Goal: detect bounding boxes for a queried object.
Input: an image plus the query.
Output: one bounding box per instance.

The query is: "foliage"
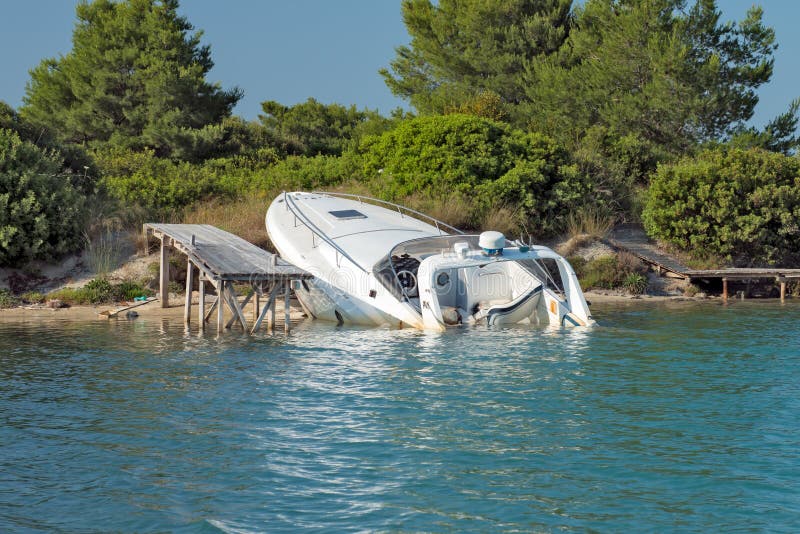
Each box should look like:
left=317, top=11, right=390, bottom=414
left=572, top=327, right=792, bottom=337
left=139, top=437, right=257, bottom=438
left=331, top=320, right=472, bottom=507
left=0, top=129, right=88, bottom=266
left=359, top=114, right=592, bottom=236
left=527, top=0, right=776, bottom=150
left=642, top=148, right=800, bottom=266
left=566, top=205, right=615, bottom=240
left=260, top=98, right=392, bottom=157
left=97, top=145, right=357, bottom=214
left=98, top=148, right=230, bottom=213
left=727, top=99, right=800, bottom=155
left=1, top=100, right=98, bottom=188
left=622, top=272, right=648, bottom=295
left=0, top=288, right=20, bottom=308
left=21, top=0, right=241, bottom=157
left=382, top=0, right=571, bottom=116
left=84, top=229, right=123, bottom=276
left=48, top=278, right=151, bottom=305
left=574, top=255, right=620, bottom=290
left=264, top=154, right=362, bottom=191
left=572, top=253, right=647, bottom=292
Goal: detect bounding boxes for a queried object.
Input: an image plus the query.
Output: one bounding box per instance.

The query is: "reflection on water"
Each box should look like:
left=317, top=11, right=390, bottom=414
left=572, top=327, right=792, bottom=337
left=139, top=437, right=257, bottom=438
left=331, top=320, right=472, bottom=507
left=1, top=301, right=799, bottom=531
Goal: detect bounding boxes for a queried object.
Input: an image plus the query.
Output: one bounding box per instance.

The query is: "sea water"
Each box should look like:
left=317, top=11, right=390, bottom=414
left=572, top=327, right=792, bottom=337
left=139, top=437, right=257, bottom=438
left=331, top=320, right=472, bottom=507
left=1, top=300, right=799, bottom=532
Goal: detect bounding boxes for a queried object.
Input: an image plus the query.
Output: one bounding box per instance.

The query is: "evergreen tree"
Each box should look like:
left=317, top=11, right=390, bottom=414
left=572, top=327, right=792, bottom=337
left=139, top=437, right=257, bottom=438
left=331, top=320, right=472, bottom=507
left=526, top=0, right=777, bottom=150
left=259, top=98, right=391, bottom=156
left=21, top=0, right=241, bottom=157
left=381, top=0, right=572, bottom=116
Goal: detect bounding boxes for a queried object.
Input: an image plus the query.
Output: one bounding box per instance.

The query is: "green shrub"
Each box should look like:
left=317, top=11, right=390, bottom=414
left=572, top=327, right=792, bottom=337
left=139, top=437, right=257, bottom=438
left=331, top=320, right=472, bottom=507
left=358, top=114, right=592, bottom=236
left=0, top=129, right=88, bottom=266
left=97, top=146, right=355, bottom=213
left=98, top=149, right=226, bottom=212
left=0, top=288, right=19, bottom=308
left=622, top=272, right=648, bottom=295
left=577, top=256, right=621, bottom=290
left=573, top=254, right=648, bottom=293
left=643, top=148, right=800, bottom=266
left=112, top=281, right=149, bottom=301
left=47, top=278, right=150, bottom=305
left=20, top=291, right=45, bottom=304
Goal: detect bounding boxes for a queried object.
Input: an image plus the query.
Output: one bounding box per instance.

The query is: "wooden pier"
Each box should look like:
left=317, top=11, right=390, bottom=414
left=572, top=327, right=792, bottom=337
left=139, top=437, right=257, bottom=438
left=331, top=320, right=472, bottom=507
left=144, top=223, right=312, bottom=334
left=608, top=224, right=800, bottom=301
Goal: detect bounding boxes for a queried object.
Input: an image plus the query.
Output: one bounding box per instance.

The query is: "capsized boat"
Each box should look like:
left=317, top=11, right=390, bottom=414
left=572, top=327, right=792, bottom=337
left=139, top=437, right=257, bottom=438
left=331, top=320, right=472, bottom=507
left=266, top=192, right=594, bottom=331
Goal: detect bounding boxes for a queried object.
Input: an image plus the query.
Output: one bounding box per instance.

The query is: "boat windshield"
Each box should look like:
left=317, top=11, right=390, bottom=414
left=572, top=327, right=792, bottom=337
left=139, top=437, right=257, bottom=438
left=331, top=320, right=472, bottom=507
left=372, top=235, right=482, bottom=302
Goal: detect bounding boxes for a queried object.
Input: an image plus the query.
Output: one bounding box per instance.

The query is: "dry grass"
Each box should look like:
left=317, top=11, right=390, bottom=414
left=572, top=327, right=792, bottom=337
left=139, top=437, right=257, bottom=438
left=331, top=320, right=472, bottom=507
left=566, top=206, right=615, bottom=240
left=480, top=204, right=521, bottom=237
left=182, top=197, right=273, bottom=251
left=556, top=234, right=593, bottom=257
left=403, top=192, right=476, bottom=230
left=616, top=250, right=646, bottom=273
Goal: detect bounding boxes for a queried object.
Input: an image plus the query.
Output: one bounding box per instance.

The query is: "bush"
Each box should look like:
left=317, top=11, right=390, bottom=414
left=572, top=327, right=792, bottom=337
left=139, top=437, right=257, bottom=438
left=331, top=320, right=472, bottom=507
left=576, top=256, right=620, bottom=290
left=0, top=288, right=19, bottom=308
left=643, top=148, right=800, bottom=266
left=622, top=272, right=648, bottom=295
left=0, top=129, right=87, bottom=266
left=573, top=253, right=648, bottom=292
left=47, top=278, right=151, bottom=305
left=358, top=114, right=592, bottom=236
left=97, top=146, right=356, bottom=214
left=98, top=149, right=229, bottom=213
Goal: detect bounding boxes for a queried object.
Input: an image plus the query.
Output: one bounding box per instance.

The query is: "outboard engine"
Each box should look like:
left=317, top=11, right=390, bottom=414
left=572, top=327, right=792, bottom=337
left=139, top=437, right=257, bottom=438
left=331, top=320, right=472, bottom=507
left=479, top=231, right=505, bottom=256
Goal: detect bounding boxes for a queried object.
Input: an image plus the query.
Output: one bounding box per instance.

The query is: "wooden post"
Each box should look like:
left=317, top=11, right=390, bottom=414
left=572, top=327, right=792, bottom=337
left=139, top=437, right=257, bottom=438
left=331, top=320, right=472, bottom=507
left=268, top=283, right=276, bottom=333
left=217, top=280, right=225, bottom=333
left=160, top=237, right=169, bottom=308
left=284, top=279, right=291, bottom=333
left=252, top=283, right=279, bottom=334
left=779, top=277, right=786, bottom=303
left=184, top=260, right=194, bottom=324
left=253, top=287, right=260, bottom=323
left=198, top=275, right=206, bottom=331
left=722, top=278, right=728, bottom=302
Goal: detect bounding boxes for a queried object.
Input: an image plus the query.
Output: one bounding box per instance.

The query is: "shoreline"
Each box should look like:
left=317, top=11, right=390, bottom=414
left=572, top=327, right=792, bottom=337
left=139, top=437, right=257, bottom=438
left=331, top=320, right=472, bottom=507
left=3, top=290, right=785, bottom=326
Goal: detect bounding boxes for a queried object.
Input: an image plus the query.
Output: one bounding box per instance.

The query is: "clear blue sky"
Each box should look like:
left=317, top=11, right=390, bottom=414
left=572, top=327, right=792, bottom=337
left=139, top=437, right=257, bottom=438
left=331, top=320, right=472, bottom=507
left=0, top=1, right=797, bottom=127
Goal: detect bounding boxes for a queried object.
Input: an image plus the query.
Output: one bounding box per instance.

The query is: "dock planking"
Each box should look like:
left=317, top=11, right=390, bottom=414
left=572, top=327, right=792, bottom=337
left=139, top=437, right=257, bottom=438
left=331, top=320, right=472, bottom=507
left=608, top=224, right=800, bottom=301
left=144, top=223, right=312, bottom=333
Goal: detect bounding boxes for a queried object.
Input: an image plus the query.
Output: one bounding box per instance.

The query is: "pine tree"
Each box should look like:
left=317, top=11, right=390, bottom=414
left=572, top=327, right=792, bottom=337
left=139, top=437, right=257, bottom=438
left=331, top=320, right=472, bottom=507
left=21, top=0, right=241, bottom=157
left=381, top=0, right=572, bottom=116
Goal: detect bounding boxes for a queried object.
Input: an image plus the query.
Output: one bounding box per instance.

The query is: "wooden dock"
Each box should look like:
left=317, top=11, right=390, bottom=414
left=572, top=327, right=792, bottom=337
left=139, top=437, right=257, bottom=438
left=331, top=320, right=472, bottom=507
left=144, top=223, right=312, bottom=334
left=608, top=224, right=800, bottom=301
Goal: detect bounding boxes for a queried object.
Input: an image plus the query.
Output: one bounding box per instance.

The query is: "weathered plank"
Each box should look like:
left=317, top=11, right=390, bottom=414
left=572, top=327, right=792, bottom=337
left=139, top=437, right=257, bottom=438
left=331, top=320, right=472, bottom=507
left=144, top=223, right=311, bottom=281
left=607, top=224, right=690, bottom=276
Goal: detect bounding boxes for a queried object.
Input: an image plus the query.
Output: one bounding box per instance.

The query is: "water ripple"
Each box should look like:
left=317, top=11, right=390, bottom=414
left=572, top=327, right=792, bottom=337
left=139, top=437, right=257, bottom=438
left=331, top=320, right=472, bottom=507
left=1, top=301, right=799, bottom=531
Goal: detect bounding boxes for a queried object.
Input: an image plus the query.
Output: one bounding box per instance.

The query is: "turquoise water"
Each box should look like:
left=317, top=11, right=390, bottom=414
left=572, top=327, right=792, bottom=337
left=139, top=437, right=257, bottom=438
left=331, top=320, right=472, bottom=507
left=1, top=300, right=799, bottom=532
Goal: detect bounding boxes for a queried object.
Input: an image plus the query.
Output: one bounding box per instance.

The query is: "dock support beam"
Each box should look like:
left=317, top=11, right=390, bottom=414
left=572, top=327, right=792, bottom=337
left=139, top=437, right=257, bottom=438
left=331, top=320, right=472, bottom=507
left=184, top=261, right=194, bottom=324
left=160, top=238, right=170, bottom=308
left=722, top=278, right=728, bottom=302
left=253, top=288, right=260, bottom=323
left=217, top=280, right=225, bottom=333
left=198, top=275, right=206, bottom=331
left=779, top=277, right=786, bottom=303
left=284, top=279, right=291, bottom=333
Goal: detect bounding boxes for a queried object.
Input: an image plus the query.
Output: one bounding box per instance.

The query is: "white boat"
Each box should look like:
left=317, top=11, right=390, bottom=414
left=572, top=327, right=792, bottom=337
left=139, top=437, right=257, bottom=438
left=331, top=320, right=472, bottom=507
left=266, top=191, right=595, bottom=331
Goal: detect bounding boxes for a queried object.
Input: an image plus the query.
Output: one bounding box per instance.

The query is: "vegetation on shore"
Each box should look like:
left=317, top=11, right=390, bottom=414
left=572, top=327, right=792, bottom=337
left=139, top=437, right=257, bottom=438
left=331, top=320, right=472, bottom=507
left=2, top=0, right=800, bottom=301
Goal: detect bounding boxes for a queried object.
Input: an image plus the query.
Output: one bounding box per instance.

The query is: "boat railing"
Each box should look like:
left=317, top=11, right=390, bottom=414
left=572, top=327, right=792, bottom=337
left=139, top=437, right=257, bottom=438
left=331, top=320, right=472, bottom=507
left=282, top=191, right=369, bottom=273
left=313, top=191, right=466, bottom=236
